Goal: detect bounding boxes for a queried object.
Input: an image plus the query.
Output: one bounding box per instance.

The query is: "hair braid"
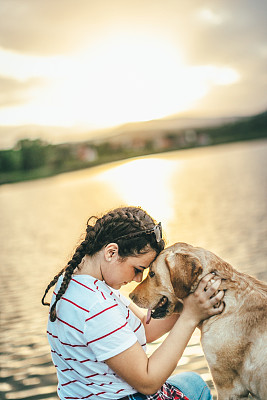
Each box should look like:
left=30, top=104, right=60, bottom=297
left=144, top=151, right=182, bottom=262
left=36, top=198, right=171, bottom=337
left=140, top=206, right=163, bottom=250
left=113, top=208, right=152, bottom=238
left=41, top=267, right=65, bottom=306
left=49, top=262, right=76, bottom=321
left=43, top=236, right=90, bottom=321
left=96, top=208, right=145, bottom=242
left=125, top=208, right=149, bottom=229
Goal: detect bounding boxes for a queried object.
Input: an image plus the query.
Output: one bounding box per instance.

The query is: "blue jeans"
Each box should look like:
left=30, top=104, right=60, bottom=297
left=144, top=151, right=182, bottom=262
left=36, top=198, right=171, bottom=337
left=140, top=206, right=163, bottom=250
left=167, top=372, right=212, bottom=400
left=130, top=372, right=212, bottom=400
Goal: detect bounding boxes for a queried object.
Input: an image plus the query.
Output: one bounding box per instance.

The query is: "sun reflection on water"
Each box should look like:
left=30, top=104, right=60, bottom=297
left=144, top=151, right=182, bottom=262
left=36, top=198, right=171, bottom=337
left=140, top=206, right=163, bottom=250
left=94, top=157, right=181, bottom=228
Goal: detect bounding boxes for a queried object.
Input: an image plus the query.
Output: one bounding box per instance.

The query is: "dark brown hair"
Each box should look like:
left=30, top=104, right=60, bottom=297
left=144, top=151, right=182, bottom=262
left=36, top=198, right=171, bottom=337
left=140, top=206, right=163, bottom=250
left=42, top=206, right=164, bottom=321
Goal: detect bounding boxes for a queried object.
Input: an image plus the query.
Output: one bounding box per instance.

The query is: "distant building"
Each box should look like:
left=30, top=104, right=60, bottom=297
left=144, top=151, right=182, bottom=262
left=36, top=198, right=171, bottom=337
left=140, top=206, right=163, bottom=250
left=197, top=133, right=211, bottom=146
left=77, top=145, right=98, bottom=162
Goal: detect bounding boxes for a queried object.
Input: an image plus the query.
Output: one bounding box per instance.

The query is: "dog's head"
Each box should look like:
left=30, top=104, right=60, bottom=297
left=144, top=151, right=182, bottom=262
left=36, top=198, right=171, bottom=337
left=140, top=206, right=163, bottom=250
left=129, top=243, right=204, bottom=320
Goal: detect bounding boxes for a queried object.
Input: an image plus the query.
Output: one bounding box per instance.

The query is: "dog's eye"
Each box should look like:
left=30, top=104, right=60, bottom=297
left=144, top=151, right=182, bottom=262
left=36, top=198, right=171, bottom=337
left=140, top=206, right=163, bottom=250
left=149, top=271, right=155, bottom=278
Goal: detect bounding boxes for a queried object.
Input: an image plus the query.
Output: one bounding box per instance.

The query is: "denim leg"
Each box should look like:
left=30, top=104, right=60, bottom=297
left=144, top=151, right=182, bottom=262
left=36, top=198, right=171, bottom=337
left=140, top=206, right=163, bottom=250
left=167, top=372, right=212, bottom=400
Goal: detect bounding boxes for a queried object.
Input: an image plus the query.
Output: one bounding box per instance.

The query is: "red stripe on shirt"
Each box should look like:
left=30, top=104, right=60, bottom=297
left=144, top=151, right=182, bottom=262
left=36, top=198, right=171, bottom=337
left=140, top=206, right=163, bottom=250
left=116, top=389, right=125, bottom=394
left=85, top=303, right=118, bottom=321
left=52, top=348, right=93, bottom=364
left=71, top=278, right=95, bottom=292
left=51, top=349, right=62, bottom=357
left=52, top=349, right=78, bottom=362
left=84, top=382, right=113, bottom=387
left=56, top=316, right=84, bottom=333
left=84, top=372, right=99, bottom=379
left=65, top=392, right=106, bottom=399
left=52, top=291, right=89, bottom=312
left=80, top=358, right=92, bottom=363
left=47, top=330, right=87, bottom=347
left=93, top=280, right=106, bottom=300
left=62, top=379, right=78, bottom=386
left=86, top=321, right=128, bottom=345
left=134, top=322, right=142, bottom=332
left=61, top=297, right=90, bottom=312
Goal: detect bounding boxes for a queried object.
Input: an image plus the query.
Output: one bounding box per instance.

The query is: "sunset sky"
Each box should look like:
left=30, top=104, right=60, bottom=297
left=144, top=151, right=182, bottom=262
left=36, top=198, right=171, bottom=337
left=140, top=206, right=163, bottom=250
left=0, top=0, right=266, bottom=147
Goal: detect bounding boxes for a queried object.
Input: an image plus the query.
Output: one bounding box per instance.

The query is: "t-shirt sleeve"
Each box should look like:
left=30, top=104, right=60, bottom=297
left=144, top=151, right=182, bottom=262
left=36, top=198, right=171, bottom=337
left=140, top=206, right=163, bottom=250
left=111, top=288, right=131, bottom=307
left=84, top=299, right=137, bottom=361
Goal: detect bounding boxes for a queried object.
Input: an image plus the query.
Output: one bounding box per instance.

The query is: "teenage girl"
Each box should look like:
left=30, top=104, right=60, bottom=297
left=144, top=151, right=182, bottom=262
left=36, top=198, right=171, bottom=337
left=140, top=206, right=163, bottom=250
left=42, top=206, right=224, bottom=400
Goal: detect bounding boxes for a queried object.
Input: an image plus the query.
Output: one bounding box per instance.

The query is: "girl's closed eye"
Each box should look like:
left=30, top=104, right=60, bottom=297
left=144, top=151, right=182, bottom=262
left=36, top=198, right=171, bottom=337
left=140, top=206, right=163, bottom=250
left=134, top=267, right=143, bottom=275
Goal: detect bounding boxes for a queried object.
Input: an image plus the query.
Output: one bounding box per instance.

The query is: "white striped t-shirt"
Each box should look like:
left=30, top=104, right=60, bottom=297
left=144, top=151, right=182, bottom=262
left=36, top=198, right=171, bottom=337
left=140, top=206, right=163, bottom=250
left=47, top=274, right=146, bottom=399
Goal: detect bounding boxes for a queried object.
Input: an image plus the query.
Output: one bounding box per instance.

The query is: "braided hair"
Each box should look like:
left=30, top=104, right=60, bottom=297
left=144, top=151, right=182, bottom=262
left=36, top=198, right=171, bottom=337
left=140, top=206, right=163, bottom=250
left=42, top=206, right=165, bottom=322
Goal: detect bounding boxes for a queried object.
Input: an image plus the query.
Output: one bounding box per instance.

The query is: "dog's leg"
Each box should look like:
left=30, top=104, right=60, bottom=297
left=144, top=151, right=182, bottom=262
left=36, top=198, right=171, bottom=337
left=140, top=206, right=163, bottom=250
left=214, top=376, right=252, bottom=400
left=216, top=387, right=252, bottom=400
left=218, top=397, right=252, bottom=400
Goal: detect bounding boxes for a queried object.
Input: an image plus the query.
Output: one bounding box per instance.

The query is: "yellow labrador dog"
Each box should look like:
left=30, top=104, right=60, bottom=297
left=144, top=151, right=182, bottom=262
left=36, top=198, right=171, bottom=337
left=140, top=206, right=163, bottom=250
left=129, top=242, right=267, bottom=400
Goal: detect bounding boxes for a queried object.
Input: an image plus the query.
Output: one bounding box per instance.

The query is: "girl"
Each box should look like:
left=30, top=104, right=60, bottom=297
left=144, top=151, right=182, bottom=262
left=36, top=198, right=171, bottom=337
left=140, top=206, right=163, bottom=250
left=42, top=206, right=224, bottom=400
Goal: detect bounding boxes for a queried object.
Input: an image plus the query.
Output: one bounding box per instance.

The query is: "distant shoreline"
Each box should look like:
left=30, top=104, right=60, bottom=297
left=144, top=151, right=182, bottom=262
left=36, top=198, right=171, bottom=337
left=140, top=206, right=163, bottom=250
left=1, top=109, right=266, bottom=185
left=1, top=137, right=266, bottom=186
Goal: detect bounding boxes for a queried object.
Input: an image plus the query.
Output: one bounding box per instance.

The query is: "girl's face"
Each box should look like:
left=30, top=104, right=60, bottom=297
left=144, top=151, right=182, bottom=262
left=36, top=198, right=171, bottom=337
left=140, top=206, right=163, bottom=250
left=104, top=250, right=157, bottom=290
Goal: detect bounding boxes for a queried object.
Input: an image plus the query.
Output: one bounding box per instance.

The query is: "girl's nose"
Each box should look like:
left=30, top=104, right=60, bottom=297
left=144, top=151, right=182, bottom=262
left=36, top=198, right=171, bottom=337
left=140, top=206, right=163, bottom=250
left=133, top=273, right=143, bottom=283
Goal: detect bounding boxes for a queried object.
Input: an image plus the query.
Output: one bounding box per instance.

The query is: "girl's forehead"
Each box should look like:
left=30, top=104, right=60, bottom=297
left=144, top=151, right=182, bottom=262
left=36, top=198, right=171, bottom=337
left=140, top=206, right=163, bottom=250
left=136, top=250, right=157, bottom=265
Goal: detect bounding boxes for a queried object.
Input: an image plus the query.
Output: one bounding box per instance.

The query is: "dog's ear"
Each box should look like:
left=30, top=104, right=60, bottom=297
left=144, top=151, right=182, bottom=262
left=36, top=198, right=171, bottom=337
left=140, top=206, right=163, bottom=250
left=165, top=252, right=203, bottom=299
left=174, top=299, right=184, bottom=313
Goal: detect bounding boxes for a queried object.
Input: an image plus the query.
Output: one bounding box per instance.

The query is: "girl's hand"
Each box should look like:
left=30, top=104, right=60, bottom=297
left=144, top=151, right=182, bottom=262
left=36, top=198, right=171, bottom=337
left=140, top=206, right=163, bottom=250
left=182, top=273, right=225, bottom=325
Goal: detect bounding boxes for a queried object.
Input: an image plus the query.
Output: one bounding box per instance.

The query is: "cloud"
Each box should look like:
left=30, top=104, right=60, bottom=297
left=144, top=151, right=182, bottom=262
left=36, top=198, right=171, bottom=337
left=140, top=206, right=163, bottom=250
left=0, top=0, right=266, bottom=133
left=0, top=76, right=45, bottom=106
left=1, top=0, right=265, bottom=58
left=184, top=1, right=267, bottom=65
left=0, top=0, right=266, bottom=81
left=0, top=0, right=122, bottom=55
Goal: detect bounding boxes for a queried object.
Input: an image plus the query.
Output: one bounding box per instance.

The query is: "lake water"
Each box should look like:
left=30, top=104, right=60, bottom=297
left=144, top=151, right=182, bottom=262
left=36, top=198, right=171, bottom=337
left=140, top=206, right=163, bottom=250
left=1, top=139, right=266, bottom=400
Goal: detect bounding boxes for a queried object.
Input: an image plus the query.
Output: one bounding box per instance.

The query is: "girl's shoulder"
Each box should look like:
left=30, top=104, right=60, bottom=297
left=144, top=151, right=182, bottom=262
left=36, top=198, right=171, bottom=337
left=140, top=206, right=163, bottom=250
left=66, top=275, right=129, bottom=309
left=55, top=275, right=131, bottom=323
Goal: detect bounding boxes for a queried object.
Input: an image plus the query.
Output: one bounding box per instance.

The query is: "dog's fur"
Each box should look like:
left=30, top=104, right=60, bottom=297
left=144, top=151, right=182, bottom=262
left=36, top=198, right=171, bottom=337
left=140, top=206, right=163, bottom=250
left=130, top=242, right=267, bottom=400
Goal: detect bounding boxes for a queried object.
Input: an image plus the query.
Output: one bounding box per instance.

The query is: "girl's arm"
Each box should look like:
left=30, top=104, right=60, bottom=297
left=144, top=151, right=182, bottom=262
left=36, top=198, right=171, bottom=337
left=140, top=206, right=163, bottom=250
left=106, top=274, right=224, bottom=395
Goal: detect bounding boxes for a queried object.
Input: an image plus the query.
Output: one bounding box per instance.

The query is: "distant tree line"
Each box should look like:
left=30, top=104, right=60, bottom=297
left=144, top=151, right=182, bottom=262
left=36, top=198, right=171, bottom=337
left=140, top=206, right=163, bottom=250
left=0, top=110, right=266, bottom=184
left=0, top=139, right=74, bottom=172
left=197, top=110, right=267, bottom=144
